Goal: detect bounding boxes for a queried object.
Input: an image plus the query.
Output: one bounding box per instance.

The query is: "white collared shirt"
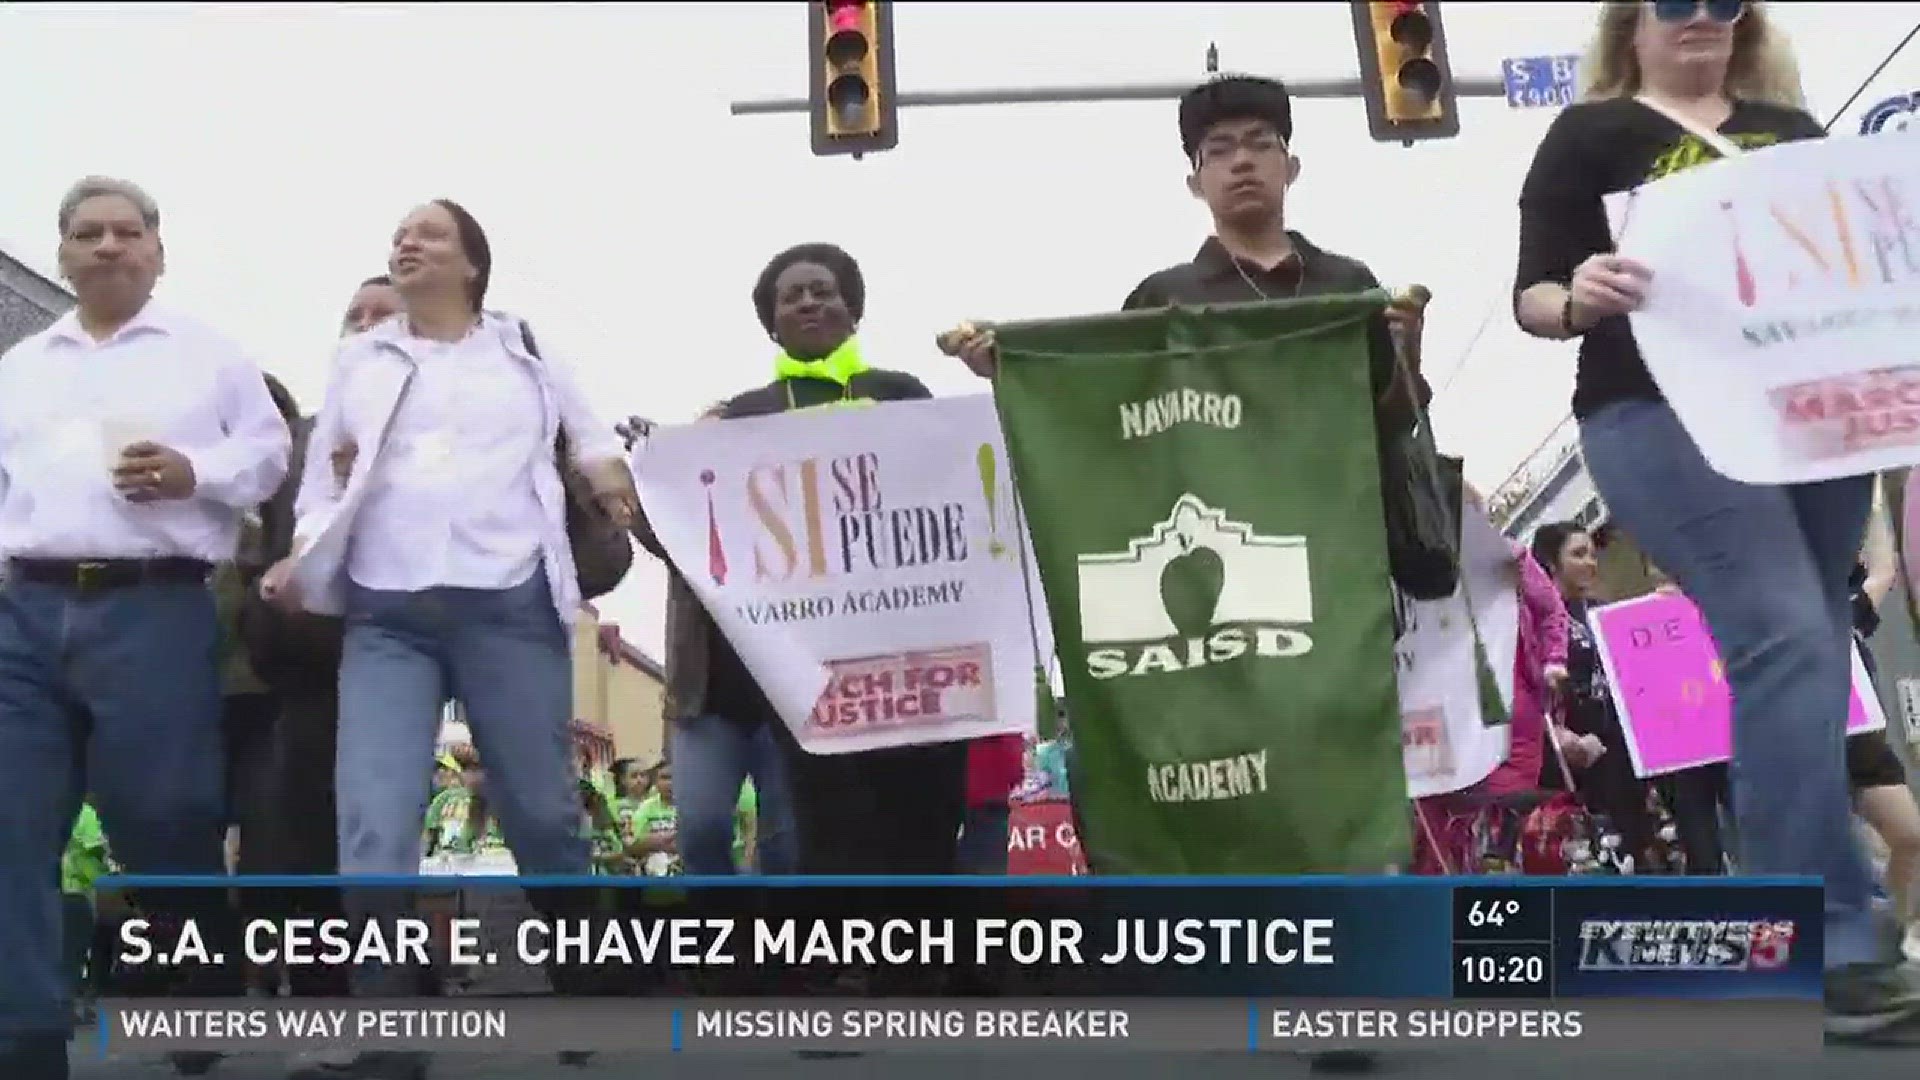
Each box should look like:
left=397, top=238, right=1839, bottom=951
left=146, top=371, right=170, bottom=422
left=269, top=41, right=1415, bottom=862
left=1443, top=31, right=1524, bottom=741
left=0, top=302, right=291, bottom=562
left=347, top=326, right=548, bottom=591
left=291, top=311, right=626, bottom=626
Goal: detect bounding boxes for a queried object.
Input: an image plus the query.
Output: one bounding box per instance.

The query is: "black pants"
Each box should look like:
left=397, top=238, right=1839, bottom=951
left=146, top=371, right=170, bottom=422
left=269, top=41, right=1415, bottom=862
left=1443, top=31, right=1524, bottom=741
left=269, top=685, right=341, bottom=878
left=1661, top=763, right=1732, bottom=874
left=62, top=894, right=95, bottom=998
left=1572, top=739, right=1663, bottom=868
left=770, top=719, right=969, bottom=875
left=221, top=694, right=281, bottom=993
left=264, top=685, right=352, bottom=996
left=223, top=694, right=280, bottom=873
left=770, top=721, right=967, bottom=996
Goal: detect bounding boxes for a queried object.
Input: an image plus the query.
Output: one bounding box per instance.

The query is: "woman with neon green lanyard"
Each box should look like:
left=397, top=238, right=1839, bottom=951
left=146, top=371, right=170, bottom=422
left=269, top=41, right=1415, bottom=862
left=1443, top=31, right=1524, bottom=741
left=625, top=243, right=968, bottom=879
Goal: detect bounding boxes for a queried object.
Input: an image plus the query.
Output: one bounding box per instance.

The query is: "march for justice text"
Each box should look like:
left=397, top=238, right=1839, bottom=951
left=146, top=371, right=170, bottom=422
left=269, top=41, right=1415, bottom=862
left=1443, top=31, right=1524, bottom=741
left=118, top=916, right=1339, bottom=969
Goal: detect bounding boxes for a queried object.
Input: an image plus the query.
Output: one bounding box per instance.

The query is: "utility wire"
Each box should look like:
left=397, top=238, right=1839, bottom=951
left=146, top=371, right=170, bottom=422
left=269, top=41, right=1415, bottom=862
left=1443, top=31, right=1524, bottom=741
left=1485, top=20, right=1920, bottom=507
left=1436, top=292, right=1502, bottom=397
left=1822, top=21, right=1919, bottom=132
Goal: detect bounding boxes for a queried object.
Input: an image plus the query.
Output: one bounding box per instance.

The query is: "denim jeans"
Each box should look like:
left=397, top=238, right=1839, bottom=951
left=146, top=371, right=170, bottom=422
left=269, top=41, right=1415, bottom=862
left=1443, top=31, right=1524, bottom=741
left=669, top=715, right=797, bottom=875
left=957, top=803, right=1012, bottom=874
left=1581, top=399, right=1883, bottom=967
left=0, top=577, right=227, bottom=1073
left=336, top=570, right=586, bottom=993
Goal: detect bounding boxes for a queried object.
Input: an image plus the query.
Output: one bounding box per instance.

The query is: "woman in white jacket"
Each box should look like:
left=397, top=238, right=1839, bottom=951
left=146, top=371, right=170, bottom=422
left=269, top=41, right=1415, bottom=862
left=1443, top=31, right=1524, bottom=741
left=262, top=199, right=633, bottom=1080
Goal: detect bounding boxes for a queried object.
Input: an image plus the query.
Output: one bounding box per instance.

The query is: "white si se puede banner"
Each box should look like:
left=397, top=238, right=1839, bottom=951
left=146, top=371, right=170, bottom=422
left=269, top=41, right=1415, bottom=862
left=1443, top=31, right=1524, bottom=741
left=1614, top=134, right=1920, bottom=485
left=633, top=395, right=1048, bottom=754
left=1397, top=494, right=1518, bottom=799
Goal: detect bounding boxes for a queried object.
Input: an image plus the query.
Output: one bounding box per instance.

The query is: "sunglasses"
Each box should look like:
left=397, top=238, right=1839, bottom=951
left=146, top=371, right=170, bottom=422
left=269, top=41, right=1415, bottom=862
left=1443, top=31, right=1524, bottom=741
left=1651, top=0, right=1745, bottom=24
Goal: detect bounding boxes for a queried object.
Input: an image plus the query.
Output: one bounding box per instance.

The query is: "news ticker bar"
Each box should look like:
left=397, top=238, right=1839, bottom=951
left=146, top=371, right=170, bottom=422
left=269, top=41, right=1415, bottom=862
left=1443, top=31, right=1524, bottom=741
left=96, top=998, right=1819, bottom=1055
left=96, top=879, right=1827, bottom=1000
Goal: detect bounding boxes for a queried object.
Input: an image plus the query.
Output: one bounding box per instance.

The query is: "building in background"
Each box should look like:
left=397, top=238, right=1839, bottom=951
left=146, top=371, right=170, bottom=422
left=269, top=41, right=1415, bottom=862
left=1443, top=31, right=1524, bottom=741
left=1, top=246, right=73, bottom=351
left=435, top=607, right=665, bottom=769
left=1487, top=416, right=1657, bottom=601
left=575, top=604, right=667, bottom=766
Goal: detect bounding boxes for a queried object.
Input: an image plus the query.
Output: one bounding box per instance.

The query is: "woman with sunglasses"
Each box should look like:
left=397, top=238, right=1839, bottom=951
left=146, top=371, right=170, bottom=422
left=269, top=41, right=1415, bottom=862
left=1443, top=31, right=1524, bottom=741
left=1512, top=0, right=1920, bottom=1043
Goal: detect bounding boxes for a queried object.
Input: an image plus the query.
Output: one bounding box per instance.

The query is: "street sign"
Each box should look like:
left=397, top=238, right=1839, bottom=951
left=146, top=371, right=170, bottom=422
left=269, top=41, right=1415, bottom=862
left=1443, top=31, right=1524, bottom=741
left=1861, top=91, right=1919, bottom=135
left=1501, top=54, right=1579, bottom=109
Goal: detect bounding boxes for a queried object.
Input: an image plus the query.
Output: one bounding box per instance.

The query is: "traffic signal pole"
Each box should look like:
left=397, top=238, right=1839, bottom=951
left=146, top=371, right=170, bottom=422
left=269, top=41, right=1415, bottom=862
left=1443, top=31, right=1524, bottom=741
left=731, top=74, right=1508, bottom=116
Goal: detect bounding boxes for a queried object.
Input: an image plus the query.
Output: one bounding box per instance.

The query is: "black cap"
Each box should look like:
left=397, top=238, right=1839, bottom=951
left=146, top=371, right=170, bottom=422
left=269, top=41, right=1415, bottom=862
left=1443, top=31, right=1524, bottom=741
left=1178, top=75, right=1294, bottom=162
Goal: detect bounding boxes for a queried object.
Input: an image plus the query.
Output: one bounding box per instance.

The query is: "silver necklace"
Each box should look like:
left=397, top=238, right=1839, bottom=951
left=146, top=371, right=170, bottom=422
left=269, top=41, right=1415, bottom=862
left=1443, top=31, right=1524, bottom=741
left=1230, top=250, right=1301, bottom=301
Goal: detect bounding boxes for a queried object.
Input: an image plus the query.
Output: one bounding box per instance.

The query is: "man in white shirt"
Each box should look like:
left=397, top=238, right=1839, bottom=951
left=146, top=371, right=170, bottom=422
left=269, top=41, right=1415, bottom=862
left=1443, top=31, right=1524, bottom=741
left=0, top=176, right=289, bottom=1080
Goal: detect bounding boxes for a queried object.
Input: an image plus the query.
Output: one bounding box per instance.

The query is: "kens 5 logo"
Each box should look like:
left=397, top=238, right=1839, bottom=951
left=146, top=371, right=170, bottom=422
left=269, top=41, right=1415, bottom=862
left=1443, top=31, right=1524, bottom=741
left=1576, top=919, right=1797, bottom=972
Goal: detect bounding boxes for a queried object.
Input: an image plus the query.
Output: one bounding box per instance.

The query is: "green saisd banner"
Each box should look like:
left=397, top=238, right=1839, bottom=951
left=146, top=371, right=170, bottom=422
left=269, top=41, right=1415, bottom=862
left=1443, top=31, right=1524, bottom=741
left=993, top=294, right=1409, bottom=874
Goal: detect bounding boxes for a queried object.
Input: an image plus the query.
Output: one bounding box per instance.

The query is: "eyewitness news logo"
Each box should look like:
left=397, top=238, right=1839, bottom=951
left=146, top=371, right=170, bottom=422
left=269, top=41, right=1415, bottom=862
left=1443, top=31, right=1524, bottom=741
left=1575, top=919, right=1796, bottom=972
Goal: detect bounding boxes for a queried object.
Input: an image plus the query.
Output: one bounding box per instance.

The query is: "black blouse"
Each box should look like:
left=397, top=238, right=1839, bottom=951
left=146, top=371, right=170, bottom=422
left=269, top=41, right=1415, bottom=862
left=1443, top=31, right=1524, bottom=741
left=1513, top=97, right=1825, bottom=418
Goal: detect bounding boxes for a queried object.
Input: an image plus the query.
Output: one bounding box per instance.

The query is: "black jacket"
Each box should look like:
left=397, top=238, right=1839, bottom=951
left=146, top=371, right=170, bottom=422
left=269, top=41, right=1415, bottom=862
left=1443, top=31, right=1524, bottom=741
left=239, top=414, right=346, bottom=690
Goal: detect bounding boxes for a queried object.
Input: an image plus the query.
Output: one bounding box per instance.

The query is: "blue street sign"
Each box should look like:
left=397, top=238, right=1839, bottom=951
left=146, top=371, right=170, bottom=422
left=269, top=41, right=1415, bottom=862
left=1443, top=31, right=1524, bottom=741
left=1501, top=55, right=1580, bottom=109
left=1861, top=91, right=1919, bottom=135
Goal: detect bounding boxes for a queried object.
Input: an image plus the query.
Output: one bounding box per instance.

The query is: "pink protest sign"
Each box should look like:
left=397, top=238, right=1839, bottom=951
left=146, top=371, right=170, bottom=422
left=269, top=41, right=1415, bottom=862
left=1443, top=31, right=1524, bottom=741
left=1587, top=591, right=1887, bottom=778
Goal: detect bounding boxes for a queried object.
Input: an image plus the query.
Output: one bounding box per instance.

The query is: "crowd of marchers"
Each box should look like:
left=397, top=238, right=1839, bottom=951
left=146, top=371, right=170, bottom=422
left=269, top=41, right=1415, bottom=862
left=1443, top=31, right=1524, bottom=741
left=4, top=6, right=1920, bottom=1080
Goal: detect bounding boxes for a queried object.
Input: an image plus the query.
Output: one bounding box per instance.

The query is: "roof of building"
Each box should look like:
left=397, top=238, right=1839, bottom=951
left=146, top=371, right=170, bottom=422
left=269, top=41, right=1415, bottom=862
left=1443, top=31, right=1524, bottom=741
left=581, top=603, right=665, bottom=680
left=0, top=246, right=74, bottom=354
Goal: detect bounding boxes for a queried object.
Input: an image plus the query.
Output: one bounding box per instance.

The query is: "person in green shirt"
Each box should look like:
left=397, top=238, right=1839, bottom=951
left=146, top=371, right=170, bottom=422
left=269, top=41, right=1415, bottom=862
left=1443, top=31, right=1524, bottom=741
left=581, top=780, right=630, bottom=876
left=733, top=779, right=758, bottom=872
left=630, top=764, right=682, bottom=877
left=610, top=758, right=652, bottom=849
left=63, top=802, right=114, bottom=1023
left=423, top=763, right=505, bottom=861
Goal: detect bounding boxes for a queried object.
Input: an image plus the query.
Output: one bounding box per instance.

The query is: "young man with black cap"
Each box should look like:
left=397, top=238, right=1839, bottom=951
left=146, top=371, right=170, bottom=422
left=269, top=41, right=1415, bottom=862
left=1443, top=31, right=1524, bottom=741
left=951, top=75, right=1430, bottom=427
left=949, top=76, right=1429, bottom=1073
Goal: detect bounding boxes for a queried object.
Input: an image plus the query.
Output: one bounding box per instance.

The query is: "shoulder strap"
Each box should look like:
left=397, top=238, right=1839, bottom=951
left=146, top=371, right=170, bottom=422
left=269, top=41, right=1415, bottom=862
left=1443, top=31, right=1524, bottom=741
left=1634, top=95, right=1745, bottom=158
left=512, top=318, right=575, bottom=459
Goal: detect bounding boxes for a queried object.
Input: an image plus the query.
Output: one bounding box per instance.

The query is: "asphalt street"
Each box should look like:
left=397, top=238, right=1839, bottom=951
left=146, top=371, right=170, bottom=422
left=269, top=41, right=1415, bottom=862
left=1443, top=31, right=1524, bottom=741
left=69, top=1046, right=1920, bottom=1080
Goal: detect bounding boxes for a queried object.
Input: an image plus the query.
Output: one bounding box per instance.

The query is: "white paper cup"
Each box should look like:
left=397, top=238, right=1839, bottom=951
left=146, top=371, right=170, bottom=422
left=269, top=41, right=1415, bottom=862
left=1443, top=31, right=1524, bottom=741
left=100, top=420, right=147, bottom=468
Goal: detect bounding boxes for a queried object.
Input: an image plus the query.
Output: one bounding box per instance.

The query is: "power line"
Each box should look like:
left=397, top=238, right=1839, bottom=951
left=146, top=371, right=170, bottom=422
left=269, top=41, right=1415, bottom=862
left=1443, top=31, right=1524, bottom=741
left=1435, top=292, right=1502, bottom=397
left=1821, top=20, right=1920, bottom=132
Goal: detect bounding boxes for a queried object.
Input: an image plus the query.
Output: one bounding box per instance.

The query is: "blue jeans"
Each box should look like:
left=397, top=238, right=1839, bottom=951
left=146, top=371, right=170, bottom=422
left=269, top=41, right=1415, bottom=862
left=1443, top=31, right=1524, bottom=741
left=1581, top=399, right=1883, bottom=967
left=957, top=803, right=1012, bottom=874
left=0, top=577, right=226, bottom=1061
left=337, top=569, right=586, bottom=879
left=669, top=716, right=796, bottom=875
left=337, top=571, right=586, bottom=1003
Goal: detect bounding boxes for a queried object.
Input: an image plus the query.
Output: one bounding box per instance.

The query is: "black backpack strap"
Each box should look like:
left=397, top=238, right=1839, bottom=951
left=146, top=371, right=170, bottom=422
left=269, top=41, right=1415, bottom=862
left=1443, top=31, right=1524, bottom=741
left=516, top=319, right=571, bottom=457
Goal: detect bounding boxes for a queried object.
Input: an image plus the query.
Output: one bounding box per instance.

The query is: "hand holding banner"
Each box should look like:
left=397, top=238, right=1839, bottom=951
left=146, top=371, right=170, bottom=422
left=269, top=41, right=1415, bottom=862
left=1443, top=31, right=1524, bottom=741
left=992, top=295, right=1410, bottom=874
left=1616, top=135, right=1920, bottom=484
left=632, top=395, right=1046, bottom=754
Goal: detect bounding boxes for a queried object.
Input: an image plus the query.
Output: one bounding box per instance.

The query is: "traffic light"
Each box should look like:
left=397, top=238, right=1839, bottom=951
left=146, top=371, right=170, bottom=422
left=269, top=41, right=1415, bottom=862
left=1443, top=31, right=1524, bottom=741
left=808, top=0, right=899, bottom=158
left=1351, top=1, right=1460, bottom=144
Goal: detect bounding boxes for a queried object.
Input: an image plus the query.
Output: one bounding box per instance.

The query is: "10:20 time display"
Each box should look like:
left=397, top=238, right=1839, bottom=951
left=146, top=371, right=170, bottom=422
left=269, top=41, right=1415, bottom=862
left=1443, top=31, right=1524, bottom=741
left=1458, top=952, right=1546, bottom=986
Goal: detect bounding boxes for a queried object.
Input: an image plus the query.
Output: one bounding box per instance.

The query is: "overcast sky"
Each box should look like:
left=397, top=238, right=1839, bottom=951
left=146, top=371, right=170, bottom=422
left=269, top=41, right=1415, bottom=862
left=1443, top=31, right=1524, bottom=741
left=2, top=1, right=1916, bottom=659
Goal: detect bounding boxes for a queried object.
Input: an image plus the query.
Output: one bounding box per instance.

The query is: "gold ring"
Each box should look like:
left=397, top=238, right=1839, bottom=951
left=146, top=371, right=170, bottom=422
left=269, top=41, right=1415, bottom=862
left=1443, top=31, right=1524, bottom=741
left=149, top=469, right=161, bottom=484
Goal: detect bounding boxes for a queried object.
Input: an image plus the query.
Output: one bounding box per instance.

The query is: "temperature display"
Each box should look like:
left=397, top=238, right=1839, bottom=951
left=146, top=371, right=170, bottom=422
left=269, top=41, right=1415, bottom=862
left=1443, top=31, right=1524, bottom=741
left=1452, top=887, right=1552, bottom=943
